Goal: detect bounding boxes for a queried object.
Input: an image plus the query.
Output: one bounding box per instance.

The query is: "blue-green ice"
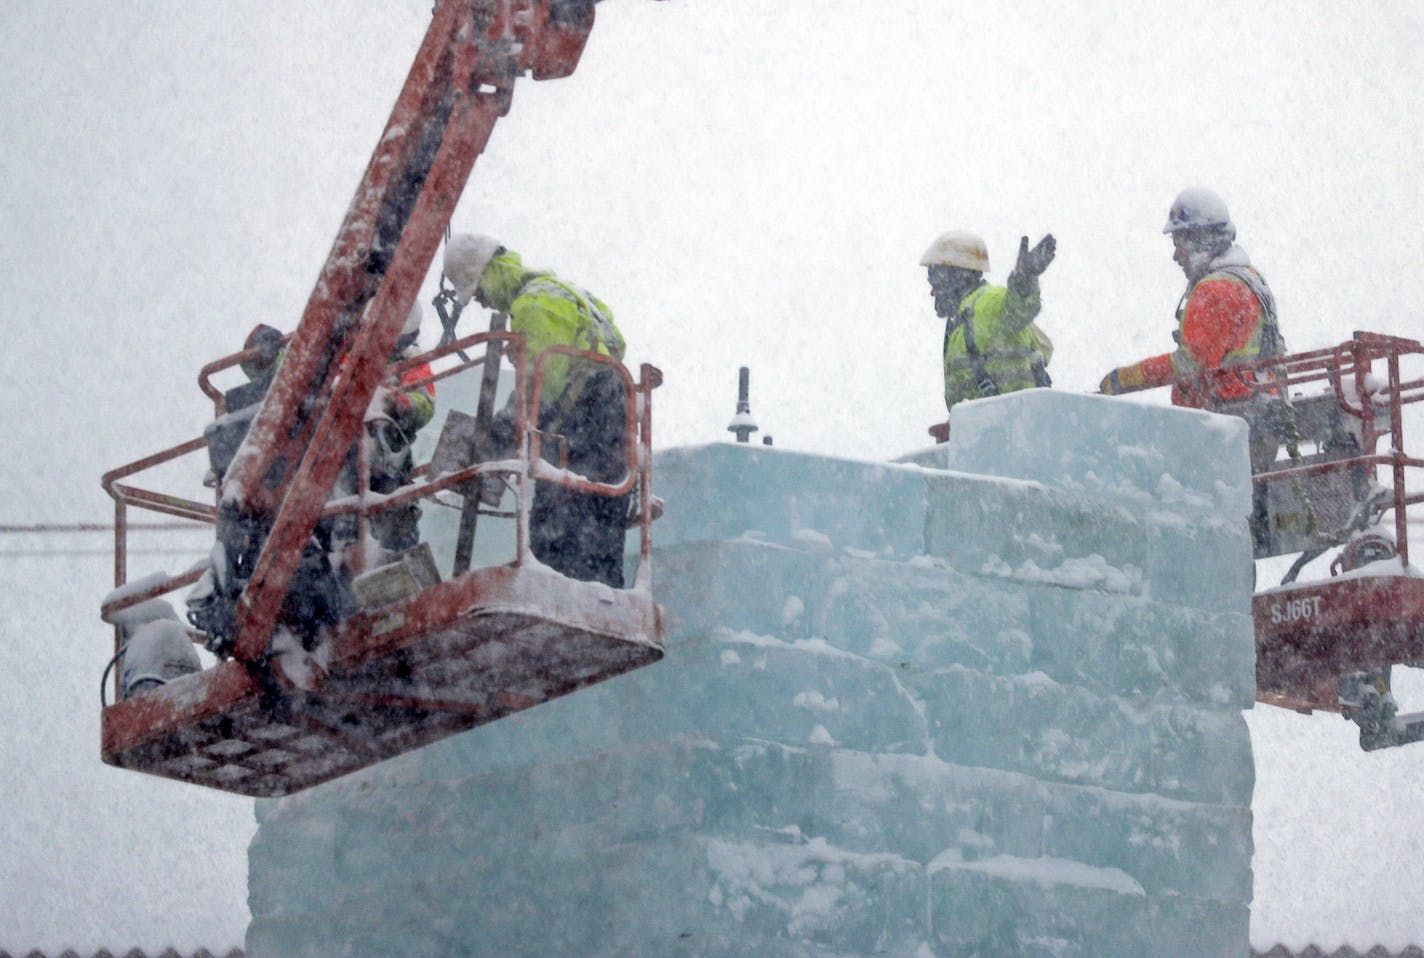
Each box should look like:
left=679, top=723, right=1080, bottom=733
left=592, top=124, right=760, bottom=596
left=247, top=389, right=1256, bottom=957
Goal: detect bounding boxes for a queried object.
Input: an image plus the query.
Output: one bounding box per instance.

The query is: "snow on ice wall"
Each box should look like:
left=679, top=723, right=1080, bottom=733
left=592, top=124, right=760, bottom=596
left=244, top=390, right=1257, bottom=958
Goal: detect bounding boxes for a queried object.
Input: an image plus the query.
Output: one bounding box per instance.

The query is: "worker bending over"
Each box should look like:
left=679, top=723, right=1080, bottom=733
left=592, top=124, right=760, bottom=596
left=444, top=234, right=631, bottom=588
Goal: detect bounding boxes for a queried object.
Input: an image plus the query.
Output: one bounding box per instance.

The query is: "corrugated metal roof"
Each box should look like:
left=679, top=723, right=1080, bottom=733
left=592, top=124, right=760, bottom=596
left=0, top=950, right=243, bottom=958
left=1253, top=947, right=1424, bottom=957
left=8, top=946, right=1424, bottom=957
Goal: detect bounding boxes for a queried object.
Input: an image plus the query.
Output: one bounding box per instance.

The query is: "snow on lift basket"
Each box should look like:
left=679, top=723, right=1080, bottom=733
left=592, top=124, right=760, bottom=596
left=97, top=0, right=664, bottom=797
left=100, top=342, right=663, bottom=799
left=100, top=544, right=664, bottom=798
left=1244, top=332, right=1424, bottom=749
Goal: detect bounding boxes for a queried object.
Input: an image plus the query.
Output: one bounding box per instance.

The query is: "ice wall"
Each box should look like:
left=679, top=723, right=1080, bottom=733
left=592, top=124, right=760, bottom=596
left=245, top=389, right=1257, bottom=957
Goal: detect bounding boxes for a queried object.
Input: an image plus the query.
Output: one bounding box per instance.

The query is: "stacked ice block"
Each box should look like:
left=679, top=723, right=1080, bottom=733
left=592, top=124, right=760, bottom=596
left=246, top=389, right=1256, bottom=957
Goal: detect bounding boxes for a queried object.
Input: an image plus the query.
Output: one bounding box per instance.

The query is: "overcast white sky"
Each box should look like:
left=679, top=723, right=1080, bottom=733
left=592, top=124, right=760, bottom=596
left=3, top=0, right=1424, bottom=950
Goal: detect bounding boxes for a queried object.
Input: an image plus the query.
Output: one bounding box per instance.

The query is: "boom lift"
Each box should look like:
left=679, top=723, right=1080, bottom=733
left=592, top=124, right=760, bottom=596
left=1245, top=332, right=1424, bottom=749
left=931, top=331, right=1424, bottom=750
left=98, top=0, right=665, bottom=797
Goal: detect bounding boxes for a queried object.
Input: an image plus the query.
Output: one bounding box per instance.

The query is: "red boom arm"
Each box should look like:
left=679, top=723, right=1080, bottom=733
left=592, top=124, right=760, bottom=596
left=221, top=0, right=597, bottom=663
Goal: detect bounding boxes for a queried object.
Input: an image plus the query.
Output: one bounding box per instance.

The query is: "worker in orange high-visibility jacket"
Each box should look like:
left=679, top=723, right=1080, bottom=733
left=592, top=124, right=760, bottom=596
left=359, top=300, right=436, bottom=557
left=1099, top=188, right=1283, bottom=415
left=1099, top=188, right=1285, bottom=554
left=189, top=303, right=436, bottom=653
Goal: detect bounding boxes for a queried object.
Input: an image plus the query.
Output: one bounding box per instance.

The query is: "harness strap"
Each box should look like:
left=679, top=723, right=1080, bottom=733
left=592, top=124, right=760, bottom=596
left=945, top=285, right=999, bottom=398
left=524, top=279, right=621, bottom=433
left=1215, top=264, right=1284, bottom=361
left=944, top=347, right=1046, bottom=374
left=1176, top=265, right=1284, bottom=370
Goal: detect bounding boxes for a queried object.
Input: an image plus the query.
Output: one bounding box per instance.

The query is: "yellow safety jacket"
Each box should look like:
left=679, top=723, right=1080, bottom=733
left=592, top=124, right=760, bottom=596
left=943, top=282, right=1053, bottom=412
left=478, top=250, right=625, bottom=401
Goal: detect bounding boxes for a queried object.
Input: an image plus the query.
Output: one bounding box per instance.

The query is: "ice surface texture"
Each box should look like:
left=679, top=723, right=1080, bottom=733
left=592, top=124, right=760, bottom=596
left=246, top=390, right=1255, bottom=958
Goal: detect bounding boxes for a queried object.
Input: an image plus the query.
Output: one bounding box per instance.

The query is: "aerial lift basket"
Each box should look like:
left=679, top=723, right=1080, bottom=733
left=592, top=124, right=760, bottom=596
left=1243, top=332, right=1424, bottom=730
left=98, top=0, right=667, bottom=796
left=101, top=334, right=664, bottom=797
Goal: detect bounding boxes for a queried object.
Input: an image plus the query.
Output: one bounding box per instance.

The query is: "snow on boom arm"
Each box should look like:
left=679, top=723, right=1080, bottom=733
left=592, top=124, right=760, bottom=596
left=214, top=0, right=599, bottom=664
left=99, top=0, right=667, bottom=797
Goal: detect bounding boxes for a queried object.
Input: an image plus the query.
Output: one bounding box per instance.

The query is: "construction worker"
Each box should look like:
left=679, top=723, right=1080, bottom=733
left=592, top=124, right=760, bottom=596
left=924, top=230, right=1057, bottom=414
left=444, top=233, right=630, bottom=588
left=190, top=303, right=434, bottom=652
left=1099, top=188, right=1284, bottom=552
left=238, top=303, right=436, bottom=561
left=357, top=301, right=437, bottom=559
left=215, top=304, right=432, bottom=491
left=1098, top=187, right=1282, bottom=424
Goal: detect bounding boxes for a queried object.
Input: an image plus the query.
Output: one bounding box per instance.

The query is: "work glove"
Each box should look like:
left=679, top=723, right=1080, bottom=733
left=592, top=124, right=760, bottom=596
left=1098, top=363, right=1148, bottom=395
left=1007, top=234, right=1055, bottom=298
left=1015, top=234, right=1056, bottom=278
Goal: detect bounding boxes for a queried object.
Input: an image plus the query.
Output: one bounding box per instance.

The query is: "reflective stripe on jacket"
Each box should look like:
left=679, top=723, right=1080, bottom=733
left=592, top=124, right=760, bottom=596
left=389, top=353, right=435, bottom=435
left=943, top=282, right=1053, bottom=412
left=1137, top=265, right=1273, bottom=409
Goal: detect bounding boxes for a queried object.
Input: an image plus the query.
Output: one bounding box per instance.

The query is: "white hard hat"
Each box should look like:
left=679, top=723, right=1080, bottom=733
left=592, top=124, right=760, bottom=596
left=920, top=231, right=990, bottom=272
left=444, top=233, right=502, bottom=306
left=1163, top=188, right=1233, bottom=234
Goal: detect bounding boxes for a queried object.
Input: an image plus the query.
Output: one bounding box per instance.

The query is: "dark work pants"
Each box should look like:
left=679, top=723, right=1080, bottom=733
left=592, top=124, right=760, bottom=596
left=531, top=366, right=630, bottom=588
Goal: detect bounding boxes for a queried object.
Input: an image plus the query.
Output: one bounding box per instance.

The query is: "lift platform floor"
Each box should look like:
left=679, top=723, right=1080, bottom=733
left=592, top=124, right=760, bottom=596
left=101, top=565, right=663, bottom=797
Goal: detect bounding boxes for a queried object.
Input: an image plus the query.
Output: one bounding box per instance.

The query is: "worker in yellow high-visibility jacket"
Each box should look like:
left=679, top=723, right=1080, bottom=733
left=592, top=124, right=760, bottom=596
left=923, top=230, right=1056, bottom=414
left=445, top=234, right=630, bottom=588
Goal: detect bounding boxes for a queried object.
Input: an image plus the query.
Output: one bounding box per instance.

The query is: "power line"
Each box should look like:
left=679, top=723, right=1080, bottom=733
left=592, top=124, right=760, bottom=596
left=0, top=549, right=206, bottom=558
left=0, top=522, right=211, bottom=556
left=0, top=522, right=209, bottom=534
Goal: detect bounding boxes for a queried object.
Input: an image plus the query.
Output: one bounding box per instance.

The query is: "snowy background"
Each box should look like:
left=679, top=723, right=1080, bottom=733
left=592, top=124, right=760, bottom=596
left=2, top=0, right=1423, bottom=950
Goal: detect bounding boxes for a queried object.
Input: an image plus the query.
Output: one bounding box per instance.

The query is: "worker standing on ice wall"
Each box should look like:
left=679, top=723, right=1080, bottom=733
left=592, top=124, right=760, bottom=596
left=444, top=233, right=631, bottom=588
left=925, top=229, right=1057, bottom=414
left=1098, top=187, right=1284, bottom=434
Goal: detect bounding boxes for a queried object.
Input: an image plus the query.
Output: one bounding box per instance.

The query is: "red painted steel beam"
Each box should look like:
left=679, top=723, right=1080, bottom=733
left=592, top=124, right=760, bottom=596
left=222, top=0, right=471, bottom=512
left=225, top=1, right=597, bottom=663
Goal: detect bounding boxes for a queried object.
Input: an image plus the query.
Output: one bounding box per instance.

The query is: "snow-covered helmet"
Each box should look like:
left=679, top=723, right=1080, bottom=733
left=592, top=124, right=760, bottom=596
left=444, top=233, right=503, bottom=306
left=920, top=231, right=990, bottom=272
left=1162, top=188, right=1235, bottom=237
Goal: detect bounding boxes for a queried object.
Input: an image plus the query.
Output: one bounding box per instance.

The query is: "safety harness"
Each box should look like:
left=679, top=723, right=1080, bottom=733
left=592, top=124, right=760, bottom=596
left=523, top=277, right=623, bottom=433
left=944, top=284, right=1051, bottom=398
left=1186, top=263, right=1332, bottom=575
